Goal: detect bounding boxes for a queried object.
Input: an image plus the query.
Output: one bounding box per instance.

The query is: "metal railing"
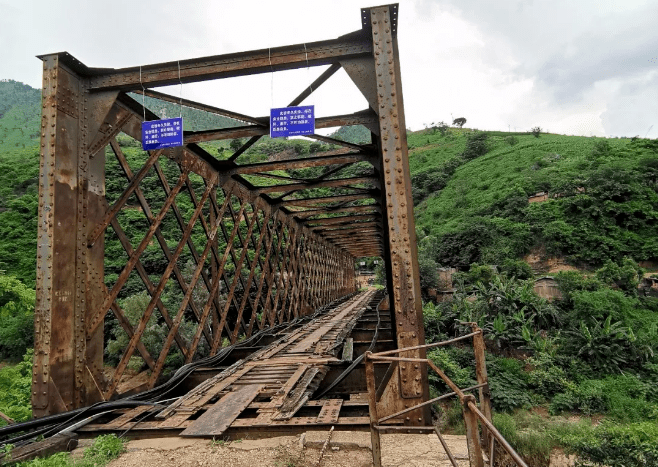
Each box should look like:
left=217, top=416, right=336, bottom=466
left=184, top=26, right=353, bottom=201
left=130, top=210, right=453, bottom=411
left=364, top=324, right=529, bottom=467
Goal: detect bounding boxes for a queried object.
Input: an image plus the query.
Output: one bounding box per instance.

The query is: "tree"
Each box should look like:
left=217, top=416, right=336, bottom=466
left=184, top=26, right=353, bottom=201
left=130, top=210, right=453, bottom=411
left=229, top=138, right=245, bottom=152
left=436, top=121, right=449, bottom=136
left=0, top=275, right=35, bottom=360
left=531, top=126, right=542, bottom=138
left=452, top=117, right=467, bottom=128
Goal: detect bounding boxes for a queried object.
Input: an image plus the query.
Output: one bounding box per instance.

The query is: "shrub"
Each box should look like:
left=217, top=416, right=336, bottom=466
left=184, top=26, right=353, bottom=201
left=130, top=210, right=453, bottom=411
left=550, top=379, right=608, bottom=415
left=427, top=348, right=474, bottom=391
left=500, top=259, right=534, bottom=280
left=229, top=137, right=244, bottom=152
left=459, top=262, right=495, bottom=286
left=0, top=349, right=32, bottom=424
left=438, top=398, right=466, bottom=434
left=487, top=356, right=533, bottom=412
left=549, top=375, right=658, bottom=421
left=105, top=291, right=208, bottom=376
left=561, top=315, right=637, bottom=372
left=3, top=433, right=127, bottom=467
left=462, top=132, right=489, bottom=160
left=80, top=434, right=126, bottom=466
left=493, top=412, right=552, bottom=466
left=308, top=142, right=324, bottom=153
left=590, top=139, right=612, bottom=160
left=0, top=275, right=35, bottom=360
left=505, top=135, right=519, bottom=146
left=553, top=270, right=602, bottom=309
left=527, top=353, right=570, bottom=398
left=565, top=422, right=658, bottom=467
left=422, top=301, right=447, bottom=343
left=595, top=257, right=643, bottom=296
left=531, top=126, right=541, bottom=138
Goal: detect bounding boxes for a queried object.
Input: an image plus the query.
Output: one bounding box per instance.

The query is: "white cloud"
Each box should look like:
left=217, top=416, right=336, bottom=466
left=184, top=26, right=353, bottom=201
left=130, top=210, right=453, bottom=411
left=1, top=0, right=655, bottom=137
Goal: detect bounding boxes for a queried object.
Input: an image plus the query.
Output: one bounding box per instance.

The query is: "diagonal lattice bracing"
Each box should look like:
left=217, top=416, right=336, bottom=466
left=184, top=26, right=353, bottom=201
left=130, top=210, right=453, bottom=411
left=34, top=5, right=427, bottom=423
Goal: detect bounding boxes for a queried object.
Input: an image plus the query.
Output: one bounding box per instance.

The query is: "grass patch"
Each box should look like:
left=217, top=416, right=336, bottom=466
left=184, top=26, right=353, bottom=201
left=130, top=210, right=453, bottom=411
left=4, top=434, right=126, bottom=467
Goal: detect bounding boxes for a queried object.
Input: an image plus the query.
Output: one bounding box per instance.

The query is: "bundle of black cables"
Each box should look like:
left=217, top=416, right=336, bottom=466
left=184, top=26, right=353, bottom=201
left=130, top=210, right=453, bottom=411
left=0, top=292, right=358, bottom=448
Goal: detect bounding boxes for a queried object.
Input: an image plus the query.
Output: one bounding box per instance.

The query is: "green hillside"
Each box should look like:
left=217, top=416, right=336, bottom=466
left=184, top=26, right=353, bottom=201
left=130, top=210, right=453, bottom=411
left=0, top=81, right=41, bottom=285
left=2, top=79, right=658, bottom=284
left=127, top=93, right=241, bottom=131
left=408, top=129, right=658, bottom=269
left=2, top=81, right=658, bottom=464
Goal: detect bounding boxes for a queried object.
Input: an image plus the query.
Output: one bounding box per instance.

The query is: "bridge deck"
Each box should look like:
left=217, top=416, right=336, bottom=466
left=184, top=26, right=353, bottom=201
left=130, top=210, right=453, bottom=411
left=77, top=290, right=399, bottom=438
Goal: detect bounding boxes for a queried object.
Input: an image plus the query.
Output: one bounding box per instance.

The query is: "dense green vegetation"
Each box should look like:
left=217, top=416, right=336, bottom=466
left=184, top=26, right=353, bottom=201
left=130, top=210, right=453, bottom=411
left=0, top=350, right=33, bottom=424
left=410, top=128, right=658, bottom=269
left=2, top=79, right=658, bottom=465
left=0, top=81, right=41, bottom=286
left=424, top=261, right=658, bottom=465
left=409, top=126, right=658, bottom=465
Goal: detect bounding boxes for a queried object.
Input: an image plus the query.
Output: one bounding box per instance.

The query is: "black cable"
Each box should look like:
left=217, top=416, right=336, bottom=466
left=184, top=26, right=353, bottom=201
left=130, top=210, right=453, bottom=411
left=0, top=291, right=357, bottom=446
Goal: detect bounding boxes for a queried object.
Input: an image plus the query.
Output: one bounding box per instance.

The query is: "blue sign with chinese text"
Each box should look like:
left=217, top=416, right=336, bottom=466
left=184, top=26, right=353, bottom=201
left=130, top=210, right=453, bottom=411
left=142, top=117, right=183, bottom=151
left=270, top=106, right=314, bottom=138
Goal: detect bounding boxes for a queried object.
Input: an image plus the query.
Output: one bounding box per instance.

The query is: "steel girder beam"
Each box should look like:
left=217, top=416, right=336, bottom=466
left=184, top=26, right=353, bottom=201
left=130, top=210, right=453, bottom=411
left=139, top=89, right=266, bottom=126
left=304, top=214, right=377, bottom=226
left=229, top=152, right=374, bottom=175
left=254, top=176, right=378, bottom=195
left=183, top=110, right=378, bottom=144
left=83, top=34, right=372, bottom=92
left=290, top=204, right=380, bottom=219
left=280, top=192, right=378, bottom=207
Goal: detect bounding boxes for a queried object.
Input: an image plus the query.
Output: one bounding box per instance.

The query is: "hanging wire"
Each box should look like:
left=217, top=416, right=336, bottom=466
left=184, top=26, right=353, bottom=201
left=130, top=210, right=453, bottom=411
left=178, top=60, right=183, bottom=118
left=304, top=43, right=313, bottom=95
left=139, top=65, right=146, bottom=122
left=268, top=48, right=274, bottom=108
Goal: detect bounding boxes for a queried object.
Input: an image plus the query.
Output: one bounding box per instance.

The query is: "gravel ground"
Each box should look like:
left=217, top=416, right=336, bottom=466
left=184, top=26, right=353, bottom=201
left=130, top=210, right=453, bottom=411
left=100, top=431, right=471, bottom=467
left=97, top=431, right=574, bottom=467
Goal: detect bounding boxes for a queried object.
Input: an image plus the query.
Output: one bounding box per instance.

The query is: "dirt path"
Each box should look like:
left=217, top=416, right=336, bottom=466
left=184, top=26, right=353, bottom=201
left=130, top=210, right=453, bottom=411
left=99, top=431, right=471, bottom=467
left=97, top=431, right=575, bottom=466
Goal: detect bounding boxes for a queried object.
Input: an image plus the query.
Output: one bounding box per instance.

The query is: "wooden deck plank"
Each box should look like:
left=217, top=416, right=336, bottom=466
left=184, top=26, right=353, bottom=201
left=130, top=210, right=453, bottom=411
left=181, top=384, right=262, bottom=437
left=103, top=405, right=153, bottom=430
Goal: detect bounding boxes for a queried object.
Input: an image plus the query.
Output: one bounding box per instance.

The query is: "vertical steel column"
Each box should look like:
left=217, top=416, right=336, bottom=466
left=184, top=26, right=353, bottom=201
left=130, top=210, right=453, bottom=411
left=369, top=5, right=430, bottom=424
left=34, top=55, right=106, bottom=416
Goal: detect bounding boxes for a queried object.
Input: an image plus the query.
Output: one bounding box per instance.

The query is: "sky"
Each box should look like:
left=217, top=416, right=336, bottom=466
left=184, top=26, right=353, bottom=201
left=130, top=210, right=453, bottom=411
left=1, top=0, right=656, bottom=138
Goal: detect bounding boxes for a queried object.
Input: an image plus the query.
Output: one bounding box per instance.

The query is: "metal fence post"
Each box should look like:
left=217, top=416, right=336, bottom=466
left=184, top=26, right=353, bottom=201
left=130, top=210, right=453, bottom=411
left=472, top=326, right=493, bottom=448
left=365, top=352, right=382, bottom=467
left=462, top=394, right=485, bottom=467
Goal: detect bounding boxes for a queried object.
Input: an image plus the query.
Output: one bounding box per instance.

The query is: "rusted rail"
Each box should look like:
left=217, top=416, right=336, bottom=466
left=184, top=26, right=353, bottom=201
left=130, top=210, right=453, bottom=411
left=364, top=326, right=529, bottom=467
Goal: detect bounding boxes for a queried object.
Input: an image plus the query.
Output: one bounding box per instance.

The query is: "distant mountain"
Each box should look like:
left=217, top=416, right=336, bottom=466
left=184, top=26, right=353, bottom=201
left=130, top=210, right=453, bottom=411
left=127, top=93, right=242, bottom=131
left=0, top=80, right=40, bottom=119
left=329, top=125, right=371, bottom=144
left=0, top=80, right=41, bottom=150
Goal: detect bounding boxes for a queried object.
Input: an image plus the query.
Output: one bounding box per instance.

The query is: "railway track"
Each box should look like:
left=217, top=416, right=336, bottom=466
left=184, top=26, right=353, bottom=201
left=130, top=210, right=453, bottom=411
left=75, top=290, right=389, bottom=438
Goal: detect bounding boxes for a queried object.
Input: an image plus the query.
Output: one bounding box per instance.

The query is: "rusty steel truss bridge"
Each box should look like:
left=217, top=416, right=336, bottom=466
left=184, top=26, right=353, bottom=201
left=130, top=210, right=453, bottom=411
left=26, top=3, right=438, bottom=440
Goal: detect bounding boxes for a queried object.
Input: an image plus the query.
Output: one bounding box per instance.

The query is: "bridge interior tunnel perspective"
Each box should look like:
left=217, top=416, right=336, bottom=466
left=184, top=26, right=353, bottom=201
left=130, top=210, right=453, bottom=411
left=31, top=3, right=432, bottom=436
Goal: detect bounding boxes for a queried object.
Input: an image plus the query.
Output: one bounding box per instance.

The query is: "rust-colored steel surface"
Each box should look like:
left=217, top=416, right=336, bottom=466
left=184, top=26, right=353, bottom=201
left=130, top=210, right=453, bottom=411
left=33, top=3, right=429, bottom=427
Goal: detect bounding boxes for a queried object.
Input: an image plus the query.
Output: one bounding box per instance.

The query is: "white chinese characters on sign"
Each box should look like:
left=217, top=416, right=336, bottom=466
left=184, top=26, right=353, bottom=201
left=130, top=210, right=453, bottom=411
left=270, top=106, right=314, bottom=138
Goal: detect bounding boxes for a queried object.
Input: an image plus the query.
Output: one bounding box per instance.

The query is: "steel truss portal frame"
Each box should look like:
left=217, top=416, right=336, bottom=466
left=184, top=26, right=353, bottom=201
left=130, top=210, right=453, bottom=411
left=33, top=3, right=429, bottom=425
